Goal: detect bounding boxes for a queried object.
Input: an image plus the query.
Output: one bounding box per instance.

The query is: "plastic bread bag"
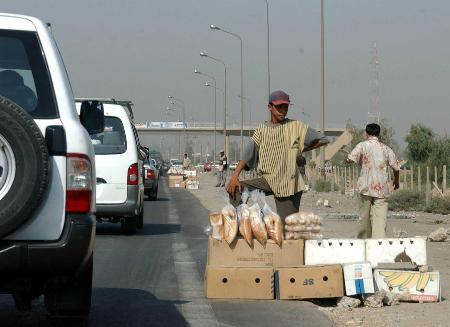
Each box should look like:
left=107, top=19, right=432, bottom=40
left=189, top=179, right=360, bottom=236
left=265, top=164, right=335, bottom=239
left=221, top=196, right=238, bottom=244
left=249, top=190, right=267, bottom=246
left=238, top=189, right=253, bottom=246
left=261, top=194, right=283, bottom=246
left=284, top=224, right=307, bottom=232
left=209, top=212, right=224, bottom=240
left=285, top=211, right=321, bottom=225
left=284, top=231, right=323, bottom=240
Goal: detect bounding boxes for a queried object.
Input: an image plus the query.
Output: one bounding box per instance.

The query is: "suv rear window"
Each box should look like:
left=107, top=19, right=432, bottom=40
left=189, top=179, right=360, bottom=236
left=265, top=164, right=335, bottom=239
left=0, top=30, right=58, bottom=118
left=90, top=117, right=127, bottom=155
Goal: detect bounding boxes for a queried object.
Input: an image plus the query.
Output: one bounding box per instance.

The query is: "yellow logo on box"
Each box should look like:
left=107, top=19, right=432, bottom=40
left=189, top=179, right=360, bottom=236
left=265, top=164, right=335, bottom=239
left=379, top=271, right=434, bottom=291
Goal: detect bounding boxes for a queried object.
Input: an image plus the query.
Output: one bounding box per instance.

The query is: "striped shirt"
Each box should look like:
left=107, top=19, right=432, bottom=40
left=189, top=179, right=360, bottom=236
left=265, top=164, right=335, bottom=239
left=251, top=119, right=308, bottom=197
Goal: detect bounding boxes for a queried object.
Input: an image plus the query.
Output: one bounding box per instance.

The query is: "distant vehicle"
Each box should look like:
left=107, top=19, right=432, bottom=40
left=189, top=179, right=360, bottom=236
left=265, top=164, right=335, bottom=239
left=144, top=158, right=160, bottom=200
left=0, top=13, right=98, bottom=323
left=203, top=162, right=212, bottom=172
left=170, top=158, right=183, bottom=169
left=229, top=162, right=239, bottom=171
left=76, top=99, right=145, bottom=235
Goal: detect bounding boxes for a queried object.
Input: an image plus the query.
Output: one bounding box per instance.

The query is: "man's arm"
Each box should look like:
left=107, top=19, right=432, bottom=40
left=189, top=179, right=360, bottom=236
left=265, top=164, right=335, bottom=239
left=302, top=127, right=329, bottom=152
left=226, top=139, right=257, bottom=199
left=226, top=160, right=248, bottom=199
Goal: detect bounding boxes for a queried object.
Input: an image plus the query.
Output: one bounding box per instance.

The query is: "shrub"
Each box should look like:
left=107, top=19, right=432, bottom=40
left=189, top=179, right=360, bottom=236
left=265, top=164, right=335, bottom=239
left=387, top=190, right=425, bottom=211
left=314, top=180, right=338, bottom=192
left=424, top=197, right=450, bottom=215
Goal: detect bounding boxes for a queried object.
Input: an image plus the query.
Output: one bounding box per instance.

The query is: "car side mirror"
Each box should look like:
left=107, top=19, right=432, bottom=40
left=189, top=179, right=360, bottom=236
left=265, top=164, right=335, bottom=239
left=79, top=100, right=105, bottom=134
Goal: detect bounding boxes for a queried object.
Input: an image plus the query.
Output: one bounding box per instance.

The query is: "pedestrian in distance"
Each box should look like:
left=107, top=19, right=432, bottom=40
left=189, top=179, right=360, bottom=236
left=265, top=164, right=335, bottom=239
left=182, top=153, right=192, bottom=170
left=346, top=123, right=400, bottom=239
left=216, top=150, right=228, bottom=187
left=226, top=90, right=329, bottom=221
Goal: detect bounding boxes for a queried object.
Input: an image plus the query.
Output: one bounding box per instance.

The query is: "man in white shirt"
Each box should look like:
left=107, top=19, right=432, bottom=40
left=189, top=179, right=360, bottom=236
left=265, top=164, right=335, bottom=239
left=346, top=123, right=400, bottom=238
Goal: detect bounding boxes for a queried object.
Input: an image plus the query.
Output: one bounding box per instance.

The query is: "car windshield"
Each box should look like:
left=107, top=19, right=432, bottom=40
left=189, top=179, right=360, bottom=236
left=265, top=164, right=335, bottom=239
left=90, top=116, right=127, bottom=155
left=171, top=160, right=182, bottom=166
left=0, top=30, right=58, bottom=118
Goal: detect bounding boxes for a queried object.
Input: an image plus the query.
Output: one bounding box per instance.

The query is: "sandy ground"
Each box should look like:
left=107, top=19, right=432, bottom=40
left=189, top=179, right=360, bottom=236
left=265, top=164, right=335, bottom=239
left=188, top=172, right=450, bottom=327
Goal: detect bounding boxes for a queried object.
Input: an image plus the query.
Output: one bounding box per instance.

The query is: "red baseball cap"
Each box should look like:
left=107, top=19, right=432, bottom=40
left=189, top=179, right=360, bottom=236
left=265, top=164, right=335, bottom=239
left=269, top=90, right=290, bottom=105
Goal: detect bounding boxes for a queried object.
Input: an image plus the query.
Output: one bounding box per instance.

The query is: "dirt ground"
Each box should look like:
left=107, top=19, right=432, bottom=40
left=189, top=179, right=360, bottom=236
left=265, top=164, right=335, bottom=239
left=189, top=172, right=450, bottom=327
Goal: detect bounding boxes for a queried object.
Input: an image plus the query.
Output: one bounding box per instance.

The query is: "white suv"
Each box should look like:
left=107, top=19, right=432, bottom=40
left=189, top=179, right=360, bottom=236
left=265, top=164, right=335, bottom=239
left=0, top=13, right=98, bottom=324
left=76, top=99, right=145, bottom=234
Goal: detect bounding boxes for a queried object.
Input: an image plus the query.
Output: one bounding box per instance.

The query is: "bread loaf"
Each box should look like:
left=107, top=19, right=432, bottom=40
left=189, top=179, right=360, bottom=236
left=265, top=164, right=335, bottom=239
left=239, top=206, right=253, bottom=246
left=222, top=206, right=238, bottom=244
left=209, top=212, right=224, bottom=240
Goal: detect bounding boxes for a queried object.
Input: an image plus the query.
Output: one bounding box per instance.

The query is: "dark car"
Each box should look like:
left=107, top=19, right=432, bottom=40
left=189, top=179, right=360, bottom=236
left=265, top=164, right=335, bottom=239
left=144, top=158, right=159, bottom=200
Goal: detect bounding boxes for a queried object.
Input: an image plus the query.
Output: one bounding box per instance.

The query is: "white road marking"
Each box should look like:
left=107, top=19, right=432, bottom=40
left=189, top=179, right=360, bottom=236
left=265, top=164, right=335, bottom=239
left=163, top=179, right=220, bottom=326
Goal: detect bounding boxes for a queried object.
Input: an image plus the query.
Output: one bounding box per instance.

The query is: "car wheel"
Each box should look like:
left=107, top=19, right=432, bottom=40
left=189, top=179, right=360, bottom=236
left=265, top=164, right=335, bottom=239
left=137, top=209, right=144, bottom=229
left=0, top=97, right=49, bottom=238
left=44, top=254, right=93, bottom=325
left=121, top=216, right=138, bottom=235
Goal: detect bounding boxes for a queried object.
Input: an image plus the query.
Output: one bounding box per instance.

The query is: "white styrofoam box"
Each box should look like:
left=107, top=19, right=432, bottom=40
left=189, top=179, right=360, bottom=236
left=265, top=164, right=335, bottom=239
left=305, top=239, right=366, bottom=265
left=343, top=262, right=374, bottom=295
left=184, top=170, right=197, bottom=177
left=365, top=237, right=427, bottom=267
left=374, top=269, right=440, bottom=302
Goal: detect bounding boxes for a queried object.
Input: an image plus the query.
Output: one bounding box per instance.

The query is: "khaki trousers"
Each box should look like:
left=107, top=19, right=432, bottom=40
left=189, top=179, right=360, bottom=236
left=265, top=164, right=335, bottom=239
left=358, top=194, right=388, bottom=239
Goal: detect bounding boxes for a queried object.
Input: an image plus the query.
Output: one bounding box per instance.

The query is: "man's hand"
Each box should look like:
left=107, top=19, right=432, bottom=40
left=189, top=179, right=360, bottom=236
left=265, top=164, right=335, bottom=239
left=226, top=174, right=241, bottom=200
left=393, top=179, right=400, bottom=190
left=393, top=170, right=400, bottom=190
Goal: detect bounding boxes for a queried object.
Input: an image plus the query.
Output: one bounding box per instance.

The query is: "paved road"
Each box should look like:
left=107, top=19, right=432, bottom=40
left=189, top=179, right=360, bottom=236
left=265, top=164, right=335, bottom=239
left=0, top=178, right=333, bottom=327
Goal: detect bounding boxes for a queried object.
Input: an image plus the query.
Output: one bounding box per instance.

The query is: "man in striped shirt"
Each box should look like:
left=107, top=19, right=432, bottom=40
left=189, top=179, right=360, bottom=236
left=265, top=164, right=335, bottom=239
left=226, top=90, right=329, bottom=221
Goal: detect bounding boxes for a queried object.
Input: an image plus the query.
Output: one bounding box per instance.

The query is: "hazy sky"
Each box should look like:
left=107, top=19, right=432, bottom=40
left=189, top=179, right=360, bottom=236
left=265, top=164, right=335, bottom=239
left=3, top=0, right=449, bottom=156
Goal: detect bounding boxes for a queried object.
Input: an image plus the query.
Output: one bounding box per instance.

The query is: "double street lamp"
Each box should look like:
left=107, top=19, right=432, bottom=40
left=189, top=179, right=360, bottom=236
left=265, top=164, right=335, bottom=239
left=200, top=52, right=227, bottom=155
left=210, top=24, right=244, bottom=158
left=194, top=68, right=217, bottom=161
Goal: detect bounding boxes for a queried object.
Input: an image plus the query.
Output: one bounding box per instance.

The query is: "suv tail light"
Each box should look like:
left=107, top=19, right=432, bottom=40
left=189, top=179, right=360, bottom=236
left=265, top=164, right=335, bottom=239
left=146, top=169, right=155, bottom=180
left=66, top=154, right=93, bottom=213
left=128, top=163, right=139, bottom=185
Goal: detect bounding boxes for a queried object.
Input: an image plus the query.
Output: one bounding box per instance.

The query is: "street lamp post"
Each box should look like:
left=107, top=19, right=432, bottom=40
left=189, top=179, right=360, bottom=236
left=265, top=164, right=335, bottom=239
left=210, top=25, right=244, bottom=158
left=194, top=68, right=217, bottom=162
left=200, top=52, right=227, bottom=155
left=166, top=106, right=181, bottom=158
left=238, top=95, right=252, bottom=137
left=262, top=0, right=270, bottom=98
left=167, top=95, right=186, bottom=155
left=320, top=0, right=326, bottom=177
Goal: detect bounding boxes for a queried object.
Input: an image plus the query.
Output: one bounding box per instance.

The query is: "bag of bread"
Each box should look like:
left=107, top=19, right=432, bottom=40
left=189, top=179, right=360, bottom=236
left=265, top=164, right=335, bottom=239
left=261, top=196, right=283, bottom=246
left=249, top=190, right=267, bottom=246
left=209, top=212, right=223, bottom=240
left=222, top=197, right=238, bottom=244
left=238, top=189, right=253, bottom=246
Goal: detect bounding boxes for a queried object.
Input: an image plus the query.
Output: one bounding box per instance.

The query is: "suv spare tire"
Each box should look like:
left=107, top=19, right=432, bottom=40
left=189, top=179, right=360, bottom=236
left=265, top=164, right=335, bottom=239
left=0, top=96, right=49, bottom=238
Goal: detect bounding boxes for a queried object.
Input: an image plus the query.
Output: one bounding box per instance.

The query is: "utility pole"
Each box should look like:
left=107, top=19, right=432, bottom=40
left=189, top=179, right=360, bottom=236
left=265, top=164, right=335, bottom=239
left=368, top=42, right=381, bottom=123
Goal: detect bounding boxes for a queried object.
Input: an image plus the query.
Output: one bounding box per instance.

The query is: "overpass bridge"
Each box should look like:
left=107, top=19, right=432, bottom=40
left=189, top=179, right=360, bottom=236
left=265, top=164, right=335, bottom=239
left=135, top=122, right=346, bottom=137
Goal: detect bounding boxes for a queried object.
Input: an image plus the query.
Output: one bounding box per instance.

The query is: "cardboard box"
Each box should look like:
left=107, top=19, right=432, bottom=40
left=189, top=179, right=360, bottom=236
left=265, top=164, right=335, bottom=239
left=205, top=266, right=274, bottom=299
left=343, top=262, right=374, bottom=295
left=207, top=236, right=304, bottom=268
left=168, top=175, right=184, bottom=188
left=186, top=177, right=200, bottom=190
left=276, top=265, right=344, bottom=300
left=366, top=237, right=427, bottom=267
left=374, top=269, right=440, bottom=302
left=305, top=239, right=366, bottom=265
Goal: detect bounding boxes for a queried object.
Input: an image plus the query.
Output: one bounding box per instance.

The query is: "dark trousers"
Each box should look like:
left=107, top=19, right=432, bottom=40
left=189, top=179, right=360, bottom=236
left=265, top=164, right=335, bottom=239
left=230, top=177, right=302, bottom=222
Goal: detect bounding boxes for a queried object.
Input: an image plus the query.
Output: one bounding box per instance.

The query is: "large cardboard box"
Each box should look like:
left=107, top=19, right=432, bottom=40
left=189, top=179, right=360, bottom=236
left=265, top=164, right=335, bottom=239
left=366, top=237, right=427, bottom=267
left=343, top=262, right=374, bottom=295
left=207, top=237, right=304, bottom=268
left=276, top=265, right=344, bottom=300
left=168, top=174, right=184, bottom=188
left=205, top=266, right=274, bottom=299
left=305, top=239, right=365, bottom=265
left=373, top=269, right=440, bottom=302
